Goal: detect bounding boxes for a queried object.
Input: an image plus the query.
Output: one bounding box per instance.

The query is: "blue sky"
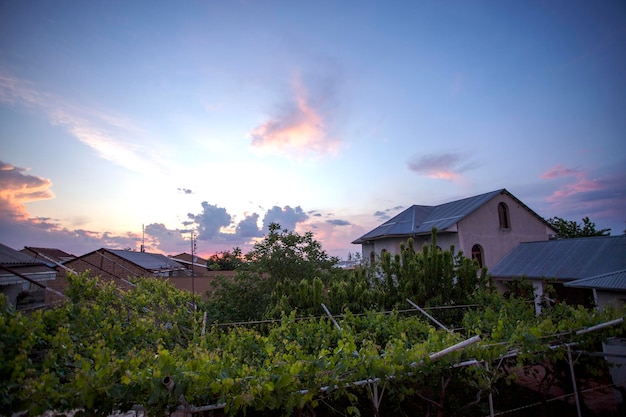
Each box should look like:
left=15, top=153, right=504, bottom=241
left=1, top=0, right=624, bottom=259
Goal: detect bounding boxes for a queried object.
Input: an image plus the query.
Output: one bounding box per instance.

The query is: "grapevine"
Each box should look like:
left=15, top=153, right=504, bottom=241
left=1, top=272, right=623, bottom=416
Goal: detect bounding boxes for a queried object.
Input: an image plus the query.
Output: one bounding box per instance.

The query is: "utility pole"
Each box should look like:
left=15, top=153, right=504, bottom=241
left=190, top=230, right=196, bottom=310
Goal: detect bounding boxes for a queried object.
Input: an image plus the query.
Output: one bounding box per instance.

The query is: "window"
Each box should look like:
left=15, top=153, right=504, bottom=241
left=498, top=202, right=510, bottom=229
left=370, top=251, right=376, bottom=265
left=471, top=244, right=484, bottom=268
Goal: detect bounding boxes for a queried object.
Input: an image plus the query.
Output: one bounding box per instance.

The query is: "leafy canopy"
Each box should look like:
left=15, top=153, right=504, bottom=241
left=547, top=216, right=611, bottom=239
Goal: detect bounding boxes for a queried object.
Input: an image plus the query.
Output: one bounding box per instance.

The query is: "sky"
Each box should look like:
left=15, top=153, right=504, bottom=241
left=1, top=0, right=625, bottom=260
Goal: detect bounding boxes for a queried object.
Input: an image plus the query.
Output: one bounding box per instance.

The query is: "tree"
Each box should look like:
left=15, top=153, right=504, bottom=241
left=243, top=222, right=339, bottom=285
left=206, top=248, right=243, bottom=271
left=208, top=223, right=341, bottom=321
left=547, top=216, right=611, bottom=239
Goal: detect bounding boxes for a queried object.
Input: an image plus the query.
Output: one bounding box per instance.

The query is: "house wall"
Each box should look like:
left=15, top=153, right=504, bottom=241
left=166, top=270, right=236, bottom=299
left=456, top=193, right=553, bottom=269
left=45, top=270, right=70, bottom=305
left=361, top=232, right=464, bottom=264
left=2, top=282, right=29, bottom=305
left=63, top=250, right=146, bottom=288
left=595, top=290, right=626, bottom=313
left=362, top=235, right=432, bottom=264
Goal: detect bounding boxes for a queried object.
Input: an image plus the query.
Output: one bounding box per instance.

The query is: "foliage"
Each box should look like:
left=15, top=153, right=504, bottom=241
left=1, top=271, right=623, bottom=417
left=547, top=216, right=611, bottom=239
left=206, top=248, right=244, bottom=271
left=209, top=223, right=342, bottom=321
left=242, top=222, right=339, bottom=284
left=209, top=227, right=490, bottom=327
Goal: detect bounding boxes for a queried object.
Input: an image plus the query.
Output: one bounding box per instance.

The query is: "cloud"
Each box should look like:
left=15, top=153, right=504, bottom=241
left=262, top=205, right=309, bottom=231
left=542, top=164, right=626, bottom=230
left=541, top=164, right=582, bottom=179
left=374, top=205, right=404, bottom=220
left=0, top=161, right=54, bottom=222
left=235, top=213, right=263, bottom=238
left=327, top=219, right=350, bottom=226
left=189, top=202, right=232, bottom=240
left=407, top=152, right=478, bottom=181
left=249, top=74, right=340, bottom=158
left=0, top=69, right=165, bottom=174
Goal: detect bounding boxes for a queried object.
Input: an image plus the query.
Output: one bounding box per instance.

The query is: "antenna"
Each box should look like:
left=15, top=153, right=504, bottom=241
left=190, top=229, right=197, bottom=310
left=141, top=224, right=145, bottom=252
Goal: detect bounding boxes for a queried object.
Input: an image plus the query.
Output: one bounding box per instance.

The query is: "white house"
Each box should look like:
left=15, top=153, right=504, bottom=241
left=352, top=189, right=556, bottom=269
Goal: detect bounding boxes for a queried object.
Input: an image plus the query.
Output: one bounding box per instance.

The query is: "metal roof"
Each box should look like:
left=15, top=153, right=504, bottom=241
left=353, top=189, right=508, bottom=244
left=565, top=269, right=626, bottom=291
left=0, top=243, right=47, bottom=266
left=22, top=247, right=75, bottom=262
left=108, top=249, right=185, bottom=271
left=489, top=235, right=626, bottom=281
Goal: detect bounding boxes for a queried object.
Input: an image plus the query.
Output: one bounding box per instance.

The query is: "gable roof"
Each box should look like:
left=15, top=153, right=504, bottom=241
left=489, top=235, right=626, bottom=281
left=353, top=189, right=549, bottom=244
left=21, top=247, right=75, bottom=263
left=565, top=269, right=626, bottom=291
left=0, top=243, right=58, bottom=285
left=64, top=248, right=188, bottom=276
left=171, top=252, right=207, bottom=264
left=0, top=243, right=47, bottom=266
left=107, top=249, right=186, bottom=272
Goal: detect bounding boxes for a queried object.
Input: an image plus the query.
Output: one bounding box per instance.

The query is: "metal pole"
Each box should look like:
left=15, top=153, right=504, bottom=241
left=566, top=344, right=582, bottom=417
left=406, top=298, right=452, bottom=333
left=486, top=362, right=494, bottom=417
left=321, top=303, right=342, bottom=330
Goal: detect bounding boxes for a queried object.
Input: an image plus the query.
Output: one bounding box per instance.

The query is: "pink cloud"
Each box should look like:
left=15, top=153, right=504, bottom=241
left=407, top=152, right=474, bottom=182
left=541, top=163, right=581, bottom=179
left=0, top=161, right=54, bottom=222
left=542, top=166, right=625, bottom=233
left=250, top=76, right=339, bottom=157
left=546, top=177, right=602, bottom=202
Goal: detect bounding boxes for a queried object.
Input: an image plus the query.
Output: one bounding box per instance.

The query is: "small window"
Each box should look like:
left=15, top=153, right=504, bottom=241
left=370, top=251, right=376, bottom=265
left=498, top=202, right=510, bottom=229
left=471, top=244, right=484, bottom=268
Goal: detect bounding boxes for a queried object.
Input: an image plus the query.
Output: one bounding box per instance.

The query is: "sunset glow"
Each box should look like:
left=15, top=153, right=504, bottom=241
left=0, top=1, right=624, bottom=257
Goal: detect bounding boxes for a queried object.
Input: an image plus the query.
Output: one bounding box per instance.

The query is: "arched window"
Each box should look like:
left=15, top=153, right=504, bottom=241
left=471, top=244, right=484, bottom=268
left=498, top=202, right=511, bottom=229
left=370, top=251, right=376, bottom=265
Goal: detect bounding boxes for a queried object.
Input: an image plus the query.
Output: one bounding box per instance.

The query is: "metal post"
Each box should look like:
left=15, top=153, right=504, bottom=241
left=566, top=344, right=582, bottom=417
left=321, top=303, right=342, bottom=330
left=406, top=298, right=452, bottom=333
left=486, top=362, right=494, bottom=417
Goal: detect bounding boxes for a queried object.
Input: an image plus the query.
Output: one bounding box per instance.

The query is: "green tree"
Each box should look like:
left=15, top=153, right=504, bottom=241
left=547, top=216, right=611, bottom=239
left=243, top=222, right=338, bottom=285
left=209, top=223, right=340, bottom=321
left=206, top=248, right=243, bottom=271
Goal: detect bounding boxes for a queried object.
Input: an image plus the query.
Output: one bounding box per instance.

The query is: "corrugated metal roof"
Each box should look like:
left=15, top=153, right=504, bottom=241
left=490, top=235, right=626, bottom=281
left=352, top=189, right=505, bottom=243
left=108, top=249, right=185, bottom=271
left=565, top=269, right=626, bottom=291
left=0, top=243, right=47, bottom=266
left=23, top=247, right=75, bottom=262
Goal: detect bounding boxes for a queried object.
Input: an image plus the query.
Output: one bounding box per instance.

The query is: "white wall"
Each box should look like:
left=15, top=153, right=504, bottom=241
left=456, top=193, right=552, bottom=269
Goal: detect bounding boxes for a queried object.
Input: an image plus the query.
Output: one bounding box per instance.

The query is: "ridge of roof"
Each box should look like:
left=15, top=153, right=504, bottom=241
left=352, top=189, right=507, bottom=244
left=24, top=247, right=75, bottom=258
left=0, top=243, right=48, bottom=266
left=107, top=249, right=186, bottom=271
